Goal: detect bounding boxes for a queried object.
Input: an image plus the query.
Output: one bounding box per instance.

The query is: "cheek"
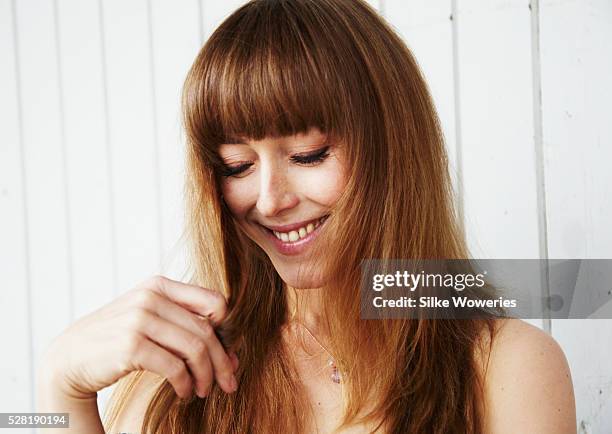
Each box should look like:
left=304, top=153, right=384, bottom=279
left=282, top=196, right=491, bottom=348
left=220, top=181, right=257, bottom=218
left=297, top=165, right=347, bottom=205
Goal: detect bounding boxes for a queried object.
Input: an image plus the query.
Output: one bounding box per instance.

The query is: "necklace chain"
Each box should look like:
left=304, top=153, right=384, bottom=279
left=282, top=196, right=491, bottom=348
left=296, top=321, right=342, bottom=384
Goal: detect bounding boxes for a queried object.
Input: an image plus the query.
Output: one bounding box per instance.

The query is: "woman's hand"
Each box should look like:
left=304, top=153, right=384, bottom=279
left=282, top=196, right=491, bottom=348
left=38, top=275, right=239, bottom=401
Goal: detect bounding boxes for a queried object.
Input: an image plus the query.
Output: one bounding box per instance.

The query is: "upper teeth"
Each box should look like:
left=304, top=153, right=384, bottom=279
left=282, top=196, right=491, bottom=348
left=272, top=216, right=327, bottom=242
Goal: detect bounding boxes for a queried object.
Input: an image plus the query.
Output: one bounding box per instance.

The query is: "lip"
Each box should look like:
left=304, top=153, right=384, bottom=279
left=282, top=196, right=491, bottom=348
left=258, top=215, right=329, bottom=256
left=260, top=216, right=326, bottom=233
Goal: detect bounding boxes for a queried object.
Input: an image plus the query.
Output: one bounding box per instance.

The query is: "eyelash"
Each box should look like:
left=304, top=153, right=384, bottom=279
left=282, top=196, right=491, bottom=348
left=220, top=145, right=331, bottom=178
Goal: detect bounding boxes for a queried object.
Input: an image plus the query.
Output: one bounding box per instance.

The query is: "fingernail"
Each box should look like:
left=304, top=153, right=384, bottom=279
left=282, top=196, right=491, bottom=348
left=230, top=375, right=238, bottom=392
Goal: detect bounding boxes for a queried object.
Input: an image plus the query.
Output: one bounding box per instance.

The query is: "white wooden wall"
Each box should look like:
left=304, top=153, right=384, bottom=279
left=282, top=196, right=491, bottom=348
left=0, top=1, right=610, bottom=432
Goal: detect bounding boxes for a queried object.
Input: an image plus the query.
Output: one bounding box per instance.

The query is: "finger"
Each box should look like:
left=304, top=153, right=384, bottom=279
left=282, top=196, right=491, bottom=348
left=229, top=351, right=240, bottom=372
left=127, top=290, right=238, bottom=393
left=134, top=275, right=228, bottom=326
left=130, top=289, right=231, bottom=352
left=195, top=316, right=238, bottom=394
left=127, top=309, right=214, bottom=397
left=134, top=295, right=237, bottom=394
left=128, top=336, right=194, bottom=399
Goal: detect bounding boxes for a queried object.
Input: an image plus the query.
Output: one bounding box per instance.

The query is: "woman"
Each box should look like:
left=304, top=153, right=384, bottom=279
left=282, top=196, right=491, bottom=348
left=37, top=0, right=576, bottom=433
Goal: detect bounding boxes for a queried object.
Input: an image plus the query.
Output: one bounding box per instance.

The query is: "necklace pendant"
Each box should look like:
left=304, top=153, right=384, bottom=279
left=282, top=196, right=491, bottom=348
left=328, top=358, right=341, bottom=384
left=331, top=367, right=341, bottom=384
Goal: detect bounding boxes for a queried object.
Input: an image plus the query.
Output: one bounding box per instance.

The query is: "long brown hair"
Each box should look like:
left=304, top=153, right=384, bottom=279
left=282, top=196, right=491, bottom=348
left=103, top=1, right=498, bottom=432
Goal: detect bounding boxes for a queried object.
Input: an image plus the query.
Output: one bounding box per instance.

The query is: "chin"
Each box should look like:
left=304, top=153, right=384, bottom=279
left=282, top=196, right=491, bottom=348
left=273, top=261, right=326, bottom=289
left=244, top=227, right=328, bottom=289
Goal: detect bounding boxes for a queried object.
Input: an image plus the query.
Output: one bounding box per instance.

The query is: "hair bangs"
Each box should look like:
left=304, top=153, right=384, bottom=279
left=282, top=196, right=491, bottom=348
left=182, top=0, right=376, bottom=158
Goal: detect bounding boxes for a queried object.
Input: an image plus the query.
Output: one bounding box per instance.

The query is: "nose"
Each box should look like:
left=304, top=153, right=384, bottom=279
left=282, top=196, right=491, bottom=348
left=256, top=161, right=299, bottom=217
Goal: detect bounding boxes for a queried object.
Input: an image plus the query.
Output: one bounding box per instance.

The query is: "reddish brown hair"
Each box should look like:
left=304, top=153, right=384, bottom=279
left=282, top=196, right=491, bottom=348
left=104, top=1, right=498, bottom=432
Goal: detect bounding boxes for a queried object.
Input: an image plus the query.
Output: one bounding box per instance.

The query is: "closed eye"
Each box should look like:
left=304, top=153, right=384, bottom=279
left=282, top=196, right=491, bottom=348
left=220, top=162, right=253, bottom=177
left=290, top=145, right=330, bottom=165
left=220, top=145, right=331, bottom=178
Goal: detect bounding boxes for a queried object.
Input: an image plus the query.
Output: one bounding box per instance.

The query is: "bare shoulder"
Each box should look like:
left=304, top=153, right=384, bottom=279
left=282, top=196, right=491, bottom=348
left=104, top=370, right=163, bottom=433
left=477, top=319, right=576, bottom=434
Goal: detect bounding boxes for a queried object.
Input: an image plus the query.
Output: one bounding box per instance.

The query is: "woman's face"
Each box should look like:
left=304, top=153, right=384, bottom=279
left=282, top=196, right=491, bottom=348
left=218, top=127, right=347, bottom=289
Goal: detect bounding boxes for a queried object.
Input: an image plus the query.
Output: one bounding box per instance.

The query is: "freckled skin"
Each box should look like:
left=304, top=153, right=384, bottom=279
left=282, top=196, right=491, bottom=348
left=218, top=127, right=347, bottom=289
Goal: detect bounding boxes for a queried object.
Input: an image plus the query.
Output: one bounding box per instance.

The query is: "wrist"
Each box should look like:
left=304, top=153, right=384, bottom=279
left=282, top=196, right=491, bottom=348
left=36, top=383, right=104, bottom=434
left=37, top=364, right=97, bottom=407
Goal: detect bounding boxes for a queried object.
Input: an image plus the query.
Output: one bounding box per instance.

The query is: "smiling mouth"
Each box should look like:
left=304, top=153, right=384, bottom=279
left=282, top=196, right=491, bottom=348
left=260, top=215, right=330, bottom=243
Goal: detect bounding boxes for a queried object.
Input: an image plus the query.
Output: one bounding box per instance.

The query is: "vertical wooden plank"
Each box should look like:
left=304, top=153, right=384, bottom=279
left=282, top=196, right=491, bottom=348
left=384, top=1, right=460, bottom=220
left=101, top=0, right=162, bottom=293
left=149, top=0, right=201, bottom=283
left=540, top=0, right=612, bottom=431
left=455, top=1, right=541, bottom=260
left=55, top=0, right=116, bottom=319
left=13, top=0, right=72, bottom=419
left=94, top=0, right=168, bottom=415
left=454, top=0, right=544, bottom=332
left=55, top=0, right=118, bottom=417
left=540, top=1, right=612, bottom=259
left=0, top=0, right=34, bottom=422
